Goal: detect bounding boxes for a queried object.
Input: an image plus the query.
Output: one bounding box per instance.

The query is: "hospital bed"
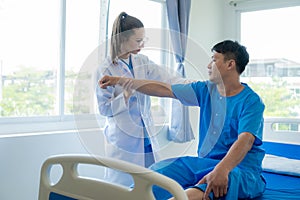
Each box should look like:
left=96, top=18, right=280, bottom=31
left=39, top=142, right=300, bottom=200
left=38, top=154, right=188, bottom=200
left=39, top=120, right=300, bottom=200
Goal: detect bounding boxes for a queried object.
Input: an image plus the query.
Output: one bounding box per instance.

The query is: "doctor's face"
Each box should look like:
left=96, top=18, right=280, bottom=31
left=121, top=28, right=146, bottom=56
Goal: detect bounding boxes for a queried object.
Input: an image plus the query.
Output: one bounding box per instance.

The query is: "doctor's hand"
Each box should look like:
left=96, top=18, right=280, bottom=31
left=197, top=167, right=228, bottom=200
left=99, top=75, right=122, bottom=89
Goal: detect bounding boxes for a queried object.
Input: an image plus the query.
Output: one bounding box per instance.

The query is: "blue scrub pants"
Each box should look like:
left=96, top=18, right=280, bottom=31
left=149, top=156, right=266, bottom=200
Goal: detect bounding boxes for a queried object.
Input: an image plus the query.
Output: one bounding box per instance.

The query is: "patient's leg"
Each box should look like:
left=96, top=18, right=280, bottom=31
left=186, top=188, right=206, bottom=200
left=168, top=188, right=207, bottom=200
left=151, top=157, right=217, bottom=199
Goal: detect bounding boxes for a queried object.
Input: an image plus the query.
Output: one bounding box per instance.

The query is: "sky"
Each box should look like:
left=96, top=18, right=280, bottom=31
left=241, top=6, right=300, bottom=63
left=0, top=0, right=163, bottom=75
left=0, top=0, right=60, bottom=74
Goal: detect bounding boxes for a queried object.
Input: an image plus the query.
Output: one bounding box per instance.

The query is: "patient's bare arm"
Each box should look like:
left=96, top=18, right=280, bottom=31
left=98, top=75, right=175, bottom=98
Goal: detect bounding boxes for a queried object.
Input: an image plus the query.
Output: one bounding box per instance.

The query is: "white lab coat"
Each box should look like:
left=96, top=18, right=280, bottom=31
left=96, top=53, right=185, bottom=186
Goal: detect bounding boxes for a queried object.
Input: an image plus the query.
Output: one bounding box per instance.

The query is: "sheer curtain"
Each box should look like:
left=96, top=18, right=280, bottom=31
left=166, top=0, right=194, bottom=142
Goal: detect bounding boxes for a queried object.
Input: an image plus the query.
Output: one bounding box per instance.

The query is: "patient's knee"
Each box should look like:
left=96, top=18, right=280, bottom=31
left=185, top=188, right=206, bottom=200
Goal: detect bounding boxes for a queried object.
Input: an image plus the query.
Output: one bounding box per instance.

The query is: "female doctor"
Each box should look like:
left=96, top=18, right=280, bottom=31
left=96, top=12, right=187, bottom=187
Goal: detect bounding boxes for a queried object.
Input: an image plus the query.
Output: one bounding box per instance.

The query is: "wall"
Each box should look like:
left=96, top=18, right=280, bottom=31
left=189, top=0, right=226, bottom=52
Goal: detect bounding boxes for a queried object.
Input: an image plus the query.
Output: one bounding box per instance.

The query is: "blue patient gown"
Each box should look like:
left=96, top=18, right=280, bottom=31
left=150, top=81, right=266, bottom=200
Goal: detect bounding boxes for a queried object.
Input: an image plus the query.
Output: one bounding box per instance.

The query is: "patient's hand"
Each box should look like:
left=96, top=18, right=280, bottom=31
left=197, top=167, right=228, bottom=200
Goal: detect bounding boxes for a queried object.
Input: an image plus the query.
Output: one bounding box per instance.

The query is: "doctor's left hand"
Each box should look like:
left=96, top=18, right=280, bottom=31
left=121, top=79, right=135, bottom=102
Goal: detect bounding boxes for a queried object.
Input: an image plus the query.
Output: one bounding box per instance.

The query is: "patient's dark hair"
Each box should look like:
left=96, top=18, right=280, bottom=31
left=211, top=40, right=249, bottom=74
left=110, top=12, right=144, bottom=64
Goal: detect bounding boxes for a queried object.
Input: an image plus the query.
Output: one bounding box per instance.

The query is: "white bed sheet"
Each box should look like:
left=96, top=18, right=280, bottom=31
left=262, top=154, right=300, bottom=177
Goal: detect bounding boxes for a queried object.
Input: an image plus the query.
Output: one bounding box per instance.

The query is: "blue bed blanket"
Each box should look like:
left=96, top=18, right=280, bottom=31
left=255, top=172, right=300, bottom=200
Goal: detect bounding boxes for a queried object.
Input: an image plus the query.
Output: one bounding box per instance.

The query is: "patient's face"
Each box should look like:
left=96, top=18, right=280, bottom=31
left=208, top=52, right=225, bottom=83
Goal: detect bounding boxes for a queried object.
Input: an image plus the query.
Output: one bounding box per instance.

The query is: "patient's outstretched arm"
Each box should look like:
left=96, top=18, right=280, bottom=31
left=98, top=75, right=175, bottom=98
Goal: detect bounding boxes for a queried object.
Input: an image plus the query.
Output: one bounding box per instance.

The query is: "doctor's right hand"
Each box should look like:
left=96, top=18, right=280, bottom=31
left=99, top=75, right=121, bottom=89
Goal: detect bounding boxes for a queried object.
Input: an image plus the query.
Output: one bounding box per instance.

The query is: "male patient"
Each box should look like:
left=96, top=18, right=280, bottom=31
left=98, top=40, right=266, bottom=200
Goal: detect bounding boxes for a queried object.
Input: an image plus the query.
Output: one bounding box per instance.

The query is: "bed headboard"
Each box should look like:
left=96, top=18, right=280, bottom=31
left=263, top=117, right=300, bottom=159
left=263, top=117, right=300, bottom=144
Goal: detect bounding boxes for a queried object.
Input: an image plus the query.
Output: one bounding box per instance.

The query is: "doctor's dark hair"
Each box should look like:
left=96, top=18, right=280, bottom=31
left=211, top=40, right=249, bottom=74
left=110, top=12, right=144, bottom=64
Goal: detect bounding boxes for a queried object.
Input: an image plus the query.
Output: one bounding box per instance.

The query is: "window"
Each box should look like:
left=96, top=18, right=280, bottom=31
left=240, top=5, right=300, bottom=118
left=0, top=0, right=60, bottom=117
left=0, top=0, right=101, bottom=118
left=0, top=0, right=101, bottom=134
left=239, top=3, right=300, bottom=136
left=0, top=0, right=168, bottom=134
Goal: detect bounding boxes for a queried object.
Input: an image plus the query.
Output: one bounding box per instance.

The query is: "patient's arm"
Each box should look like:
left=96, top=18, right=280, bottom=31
left=99, top=75, right=175, bottom=98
